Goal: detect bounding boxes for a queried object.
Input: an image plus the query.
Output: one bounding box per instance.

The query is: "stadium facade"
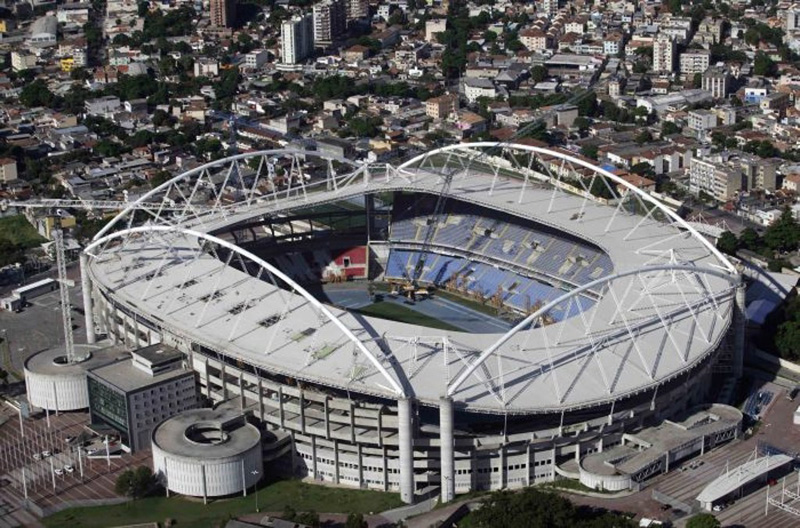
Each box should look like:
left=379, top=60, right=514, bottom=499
left=80, top=143, right=746, bottom=503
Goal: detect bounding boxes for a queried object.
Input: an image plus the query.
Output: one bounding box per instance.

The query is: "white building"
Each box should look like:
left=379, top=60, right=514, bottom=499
left=0, top=158, right=17, bottom=182
left=652, top=34, right=676, bottom=73
left=679, top=50, right=710, bottom=76
left=425, top=19, right=447, bottom=42
left=687, top=109, right=717, bottom=133
left=689, top=155, right=742, bottom=201
left=28, top=15, right=58, bottom=47
left=194, top=58, right=220, bottom=77
left=244, top=49, right=270, bottom=69
left=11, top=51, right=37, bottom=72
left=463, top=78, right=497, bottom=103
left=281, top=14, right=314, bottom=64
left=702, top=67, right=730, bottom=99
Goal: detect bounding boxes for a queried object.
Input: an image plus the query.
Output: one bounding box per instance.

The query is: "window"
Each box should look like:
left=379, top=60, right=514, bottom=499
left=343, top=257, right=351, bottom=268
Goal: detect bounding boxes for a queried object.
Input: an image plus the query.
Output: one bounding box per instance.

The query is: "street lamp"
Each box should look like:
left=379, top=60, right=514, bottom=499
left=251, top=469, right=260, bottom=512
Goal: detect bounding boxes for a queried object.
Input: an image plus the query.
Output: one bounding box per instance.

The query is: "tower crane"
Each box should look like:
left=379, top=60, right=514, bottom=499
left=0, top=197, right=212, bottom=362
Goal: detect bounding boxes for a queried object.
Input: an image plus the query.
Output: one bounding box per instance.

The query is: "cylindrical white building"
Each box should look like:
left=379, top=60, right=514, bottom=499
left=152, top=408, right=263, bottom=499
left=24, top=345, right=124, bottom=411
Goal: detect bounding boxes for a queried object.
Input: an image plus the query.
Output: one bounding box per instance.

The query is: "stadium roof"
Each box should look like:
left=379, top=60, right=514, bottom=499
left=87, top=144, right=737, bottom=414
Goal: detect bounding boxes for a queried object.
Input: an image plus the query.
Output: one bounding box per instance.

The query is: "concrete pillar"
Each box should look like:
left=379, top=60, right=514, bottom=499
left=398, top=397, right=414, bottom=504
left=299, top=389, right=306, bottom=434
left=439, top=397, right=455, bottom=503
left=258, top=378, right=264, bottom=420
left=377, top=406, right=383, bottom=447
left=349, top=401, right=355, bottom=443
left=333, top=438, right=340, bottom=484
left=79, top=253, right=95, bottom=344
left=498, top=446, right=505, bottom=490
left=733, top=278, right=746, bottom=379
left=324, top=397, right=330, bottom=439
left=382, top=446, right=389, bottom=491
left=526, top=443, right=532, bottom=486
left=278, top=386, right=285, bottom=428
left=311, top=435, right=318, bottom=478
left=357, top=443, right=363, bottom=487
left=239, top=373, right=245, bottom=410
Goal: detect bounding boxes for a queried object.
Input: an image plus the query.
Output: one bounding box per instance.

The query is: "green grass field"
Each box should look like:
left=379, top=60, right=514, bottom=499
left=43, top=479, right=403, bottom=528
left=0, top=215, right=45, bottom=247
left=356, top=300, right=463, bottom=331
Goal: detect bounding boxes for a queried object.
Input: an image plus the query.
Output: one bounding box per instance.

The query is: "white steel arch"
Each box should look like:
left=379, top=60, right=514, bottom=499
left=397, top=142, right=736, bottom=275
left=94, top=149, right=367, bottom=242
left=446, top=264, right=739, bottom=398
left=84, top=225, right=407, bottom=397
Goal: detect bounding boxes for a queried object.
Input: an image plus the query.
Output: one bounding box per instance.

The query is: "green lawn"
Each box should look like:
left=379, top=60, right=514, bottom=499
left=356, top=300, right=463, bottom=331
left=43, top=479, right=403, bottom=528
left=0, top=215, right=44, bottom=247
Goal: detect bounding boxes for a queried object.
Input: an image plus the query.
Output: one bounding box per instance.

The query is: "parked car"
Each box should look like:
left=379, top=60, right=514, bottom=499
left=64, top=465, right=74, bottom=473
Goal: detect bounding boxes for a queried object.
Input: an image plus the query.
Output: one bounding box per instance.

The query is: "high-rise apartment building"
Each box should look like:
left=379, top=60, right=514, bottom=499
left=542, top=0, right=559, bottom=16
left=652, top=34, right=676, bottom=73
left=313, top=0, right=346, bottom=44
left=346, top=0, right=368, bottom=23
left=210, top=0, right=236, bottom=28
left=281, top=14, right=314, bottom=64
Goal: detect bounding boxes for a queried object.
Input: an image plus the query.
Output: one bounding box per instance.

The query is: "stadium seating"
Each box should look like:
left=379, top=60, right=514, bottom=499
left=389, top=208, right=613, bottom=288
left=384, top=249, right=596, bottom=321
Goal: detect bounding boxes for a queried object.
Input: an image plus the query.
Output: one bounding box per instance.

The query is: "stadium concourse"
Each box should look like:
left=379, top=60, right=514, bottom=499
left=79, top=143, right=746, bottom=504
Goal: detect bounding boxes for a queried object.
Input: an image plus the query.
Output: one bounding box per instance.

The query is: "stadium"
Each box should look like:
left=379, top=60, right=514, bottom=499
left=79, top=142, right=745, bottom=504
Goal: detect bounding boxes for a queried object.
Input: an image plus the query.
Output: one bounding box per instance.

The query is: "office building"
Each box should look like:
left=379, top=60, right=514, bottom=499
left=88, top=344, right=198, bottom=452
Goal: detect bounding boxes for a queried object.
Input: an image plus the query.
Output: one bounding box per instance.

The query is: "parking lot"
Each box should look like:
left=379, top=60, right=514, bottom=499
left=646, top=379, right=800, bottom=527
left=0, top=405, right=151, bottom=516
left=0, top=270, right=87, bottom=384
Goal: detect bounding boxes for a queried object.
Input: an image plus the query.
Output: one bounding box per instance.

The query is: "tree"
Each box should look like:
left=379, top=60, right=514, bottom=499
left=530, top=65, right=547, bottom=83
left=296, top=511, right=321, bottom=528
left=580, top=145, right=598, bottom=160
left=115, top=466, right=156, bottom=499
left=635, top=130, right=653, bottom=144
left=662, top=121, right=682, bottom=135
left=739, top=227, right=760, bottom=250
left=764, top=208, right=799, bottom=252
left=20, top=80, right=57, bottom=108
left=344, top=513, right=368, bottom=528
left=717, top=231, right=738, bottom=255
left=686, top=513, right=721, bottom=528
left=754, top=51, right=778, bottom=77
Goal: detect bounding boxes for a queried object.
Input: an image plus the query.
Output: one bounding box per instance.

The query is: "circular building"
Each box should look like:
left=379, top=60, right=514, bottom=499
left=151, top=408, right=263, bottom=499
left=83, top=144, right=744, bottom=504
left=24, top=344, right=124, bottom=411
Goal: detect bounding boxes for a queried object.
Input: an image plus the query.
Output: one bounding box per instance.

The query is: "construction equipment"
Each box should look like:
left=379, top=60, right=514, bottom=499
left=0, top=198, right=212, bottom=213
left=51, top=210, right=81, bottom=363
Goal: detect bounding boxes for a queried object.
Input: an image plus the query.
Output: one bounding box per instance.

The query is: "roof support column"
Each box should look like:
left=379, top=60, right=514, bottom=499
left=439, top=397, right=454, bottom=503
left=80, top=253, right=95, bottom=344
left=733, top=278, right=746, bottom=379
left=398, top=397, right=414, bottom=504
